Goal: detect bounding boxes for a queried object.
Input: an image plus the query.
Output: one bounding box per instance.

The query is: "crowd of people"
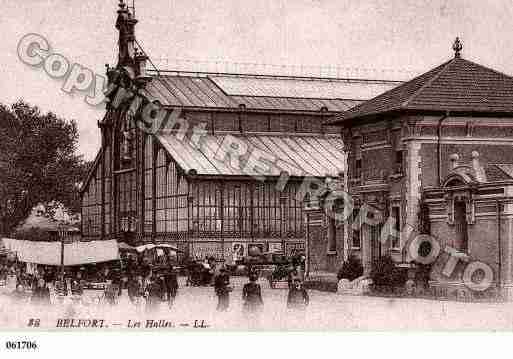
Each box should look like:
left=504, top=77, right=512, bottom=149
left=0, top=256, right=310, bottom=315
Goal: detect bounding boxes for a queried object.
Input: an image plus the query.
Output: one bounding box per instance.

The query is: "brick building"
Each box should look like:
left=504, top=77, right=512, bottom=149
left=79, top=2, right=399, bottom=264
left=330, top=39, right=513, bottom=298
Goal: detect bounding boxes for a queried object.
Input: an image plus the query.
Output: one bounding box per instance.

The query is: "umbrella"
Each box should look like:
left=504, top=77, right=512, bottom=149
left=118, top=242, right=136, bottom=251
left=155, top=244, right=179, bottom=251
left=135, top=244, right=155, bottom=253
left=135, top=243, right=181, bottom=253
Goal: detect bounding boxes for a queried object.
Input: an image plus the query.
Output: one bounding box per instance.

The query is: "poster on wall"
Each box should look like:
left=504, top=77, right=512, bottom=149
left=231, top=243, right=245, bottom=263
left=191, top=243, right=224, bottom=260
left=268, top=242, right=283, bottom=253
left=248, top=243, right=265, bottom=257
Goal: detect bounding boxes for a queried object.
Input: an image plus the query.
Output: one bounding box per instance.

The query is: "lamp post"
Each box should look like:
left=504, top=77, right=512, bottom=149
left=58, top=224, right=67, bottom=275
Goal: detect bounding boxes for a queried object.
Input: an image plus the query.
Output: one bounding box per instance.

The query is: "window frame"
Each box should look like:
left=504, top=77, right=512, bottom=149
left=351, top=208, right=361, bottom=250
left=390, top=204, right=401, bottom=250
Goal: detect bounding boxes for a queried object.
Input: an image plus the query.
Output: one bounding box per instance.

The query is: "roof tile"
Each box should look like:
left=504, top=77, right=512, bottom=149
left=332, top=57, right=513, bottom=123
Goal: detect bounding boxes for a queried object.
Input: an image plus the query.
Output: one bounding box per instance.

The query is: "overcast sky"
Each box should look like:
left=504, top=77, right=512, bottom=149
left=2, top=0, right=513, bottom=160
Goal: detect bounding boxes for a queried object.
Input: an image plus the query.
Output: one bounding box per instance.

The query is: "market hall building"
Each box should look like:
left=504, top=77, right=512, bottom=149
left=330, top=39, right=513, bottom=299
left=79, top=1, right=400, bottom=264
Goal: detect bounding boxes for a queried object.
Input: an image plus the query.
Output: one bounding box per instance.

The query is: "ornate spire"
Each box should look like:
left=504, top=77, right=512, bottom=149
left=452, top=37, right=463, bottom=58
left=115, top=0, right=138, bottom=68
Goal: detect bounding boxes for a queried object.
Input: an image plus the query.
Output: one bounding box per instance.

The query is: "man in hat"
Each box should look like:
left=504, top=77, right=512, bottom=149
left=214, top=267, right=231, bottom=311
left=242, top=273, right=263, bottom=314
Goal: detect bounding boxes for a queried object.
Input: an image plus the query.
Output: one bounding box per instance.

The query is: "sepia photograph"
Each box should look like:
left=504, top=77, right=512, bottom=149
left=1, top=0, right=513, bottom=356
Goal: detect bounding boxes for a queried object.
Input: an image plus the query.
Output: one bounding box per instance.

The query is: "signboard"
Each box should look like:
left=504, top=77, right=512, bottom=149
left=286, top=242, right=305, bottom=256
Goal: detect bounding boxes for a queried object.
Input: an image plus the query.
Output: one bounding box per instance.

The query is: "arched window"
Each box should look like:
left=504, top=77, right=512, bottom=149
left=156, top=149, right=167, bottom=233
left=453, top=199, right=468, bottom=252
left=104, top=146, right=111, bottom=235
left=165, top=161, right=177, bottom=233
left=144, top=136, right=153, bottom=233
left=177, top=176, right=188, bottom=231
left=119, top=110, right=136, bottom=169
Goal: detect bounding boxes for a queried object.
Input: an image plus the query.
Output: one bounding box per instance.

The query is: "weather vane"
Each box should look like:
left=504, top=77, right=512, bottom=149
left=453, top=37, right=463, bottom=58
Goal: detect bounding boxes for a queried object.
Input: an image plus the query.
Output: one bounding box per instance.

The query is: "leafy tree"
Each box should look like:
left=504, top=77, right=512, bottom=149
left=14, top=227, right=55, bottom=242
left=0, top=100, right=90, bottom=236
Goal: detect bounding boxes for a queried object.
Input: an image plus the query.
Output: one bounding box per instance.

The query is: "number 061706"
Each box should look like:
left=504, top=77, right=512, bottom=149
left=5, top=341, right=38, bottom=350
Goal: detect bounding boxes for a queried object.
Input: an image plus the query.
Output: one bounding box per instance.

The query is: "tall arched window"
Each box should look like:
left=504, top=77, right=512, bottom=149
left=454, top=199, right=468, bottom=252
left=156, top=149, right=167, bottom=233
left=166, top=160, right=177, bottom=232
left=119, top=110, right=136, bottom=170
left=144, top=136, right=154, bottom=233
left=104, top=146, right=111, bottom=235
left=177, top=176, right=188, bottom=231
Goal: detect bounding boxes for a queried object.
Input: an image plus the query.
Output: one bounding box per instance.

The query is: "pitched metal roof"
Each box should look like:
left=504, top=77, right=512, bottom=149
left=486, top=164, right=513, bottom=181
left=156, top=131, right=345, bottom=178
left=142, top=71, right=400, bottom=113
left=331, top=56, right=513, bottom=123
left=210, top=75, right=397, bottom=99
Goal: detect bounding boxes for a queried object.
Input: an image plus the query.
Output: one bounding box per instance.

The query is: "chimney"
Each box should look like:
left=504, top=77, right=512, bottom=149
left=449, top=153, right=460, bottom=169
left=471, top=151, right=487, bottom=182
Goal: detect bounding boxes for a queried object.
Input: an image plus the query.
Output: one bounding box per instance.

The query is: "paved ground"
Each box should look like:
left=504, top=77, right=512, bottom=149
left=2, top=277, right=513, bottom=330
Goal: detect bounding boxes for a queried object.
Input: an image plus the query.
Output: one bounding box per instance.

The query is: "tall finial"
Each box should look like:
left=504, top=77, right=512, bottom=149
left=119, top=0, right=126, bottom=9
left=452, top=37, right=463, bottom=58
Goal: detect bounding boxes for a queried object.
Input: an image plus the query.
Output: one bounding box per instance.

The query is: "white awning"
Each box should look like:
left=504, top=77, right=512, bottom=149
left=64, top=240, right=119, bottom=266
left=1, top=238, right=119, bottom=265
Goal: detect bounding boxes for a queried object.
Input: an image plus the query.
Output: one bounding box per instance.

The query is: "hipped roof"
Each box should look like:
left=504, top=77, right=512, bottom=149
left=331, top=56, right=513, bottom=124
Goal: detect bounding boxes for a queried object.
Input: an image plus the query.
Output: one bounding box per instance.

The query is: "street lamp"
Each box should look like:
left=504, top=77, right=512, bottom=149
left=58, top=224, right=67, bottom=274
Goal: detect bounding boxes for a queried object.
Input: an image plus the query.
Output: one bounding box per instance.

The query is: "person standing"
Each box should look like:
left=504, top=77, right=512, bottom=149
left=287, top=279, right=309, bottom=310
left=31, top=278, right=51, bottom=306
left=70, top=274, right=84, bottom=297
left=104, top=279, right=119, bottom=306
left=164, top=267, right=179, bottom=309
left=214, top=267, right=231, bottom=311
left=242, top=273, right=263, bottom=314
left=145, top=276, right=163, bottom=313
left=54, top=273, right=68, bottom=297
left=128, top=274, right=143, bottom=304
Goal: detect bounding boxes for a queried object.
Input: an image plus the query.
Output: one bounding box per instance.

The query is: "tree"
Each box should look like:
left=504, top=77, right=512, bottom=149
left=0, top=100, right=90, bottom=236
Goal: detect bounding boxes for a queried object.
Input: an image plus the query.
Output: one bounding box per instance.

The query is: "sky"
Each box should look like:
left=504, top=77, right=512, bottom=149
left=1, top=0, right=513, bottom=161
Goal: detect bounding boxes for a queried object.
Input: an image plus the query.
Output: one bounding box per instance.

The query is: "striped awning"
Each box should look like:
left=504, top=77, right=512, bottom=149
left=156, top=132, right=345, bottom=178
